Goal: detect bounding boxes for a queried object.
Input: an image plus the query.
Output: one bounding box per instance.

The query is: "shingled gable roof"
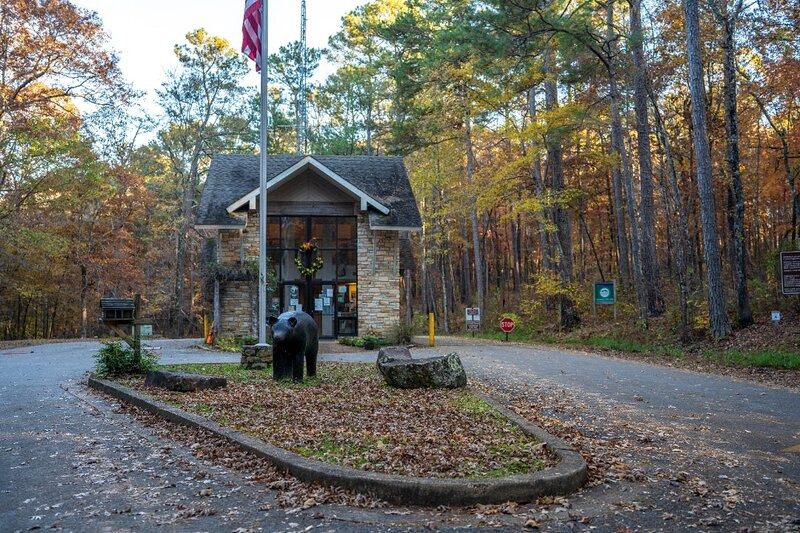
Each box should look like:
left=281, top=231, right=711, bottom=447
left=196, top=154, right=422, bottom=231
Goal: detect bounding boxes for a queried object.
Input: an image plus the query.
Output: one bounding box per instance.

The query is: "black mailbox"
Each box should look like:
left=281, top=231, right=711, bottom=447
left=100, top=298, right=136, bottom=323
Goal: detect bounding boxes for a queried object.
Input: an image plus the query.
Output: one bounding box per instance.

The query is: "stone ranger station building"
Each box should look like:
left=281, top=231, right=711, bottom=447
left=196, top=155, right=421, bottom=339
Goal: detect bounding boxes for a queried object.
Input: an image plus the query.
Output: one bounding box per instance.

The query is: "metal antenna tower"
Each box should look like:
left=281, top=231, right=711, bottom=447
left=296, top=0, right=307, bottom=154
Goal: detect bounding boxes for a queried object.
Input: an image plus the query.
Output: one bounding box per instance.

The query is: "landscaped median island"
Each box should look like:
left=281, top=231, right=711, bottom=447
left=119, top=363, right=550, bottom=479
left=94, top=361, right=587, bottom=505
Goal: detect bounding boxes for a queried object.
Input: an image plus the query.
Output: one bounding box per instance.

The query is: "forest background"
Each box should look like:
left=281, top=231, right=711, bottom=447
left=1, top=0, right=798, bottom=359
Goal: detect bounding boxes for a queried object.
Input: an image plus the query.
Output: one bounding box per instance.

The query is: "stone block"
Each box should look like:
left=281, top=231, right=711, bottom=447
left=241, top=344, right=272, bottom=369
left=378, top=352, right=467, bottom=389
left=144, top=370, right=227, bottom=392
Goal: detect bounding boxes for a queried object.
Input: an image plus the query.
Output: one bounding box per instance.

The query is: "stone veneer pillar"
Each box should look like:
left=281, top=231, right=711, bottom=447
left=356, top=213, right=400, bottom=336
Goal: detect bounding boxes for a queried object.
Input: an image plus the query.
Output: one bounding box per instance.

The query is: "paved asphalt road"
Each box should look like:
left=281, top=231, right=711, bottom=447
left=1, top=338, right=798, bottom=531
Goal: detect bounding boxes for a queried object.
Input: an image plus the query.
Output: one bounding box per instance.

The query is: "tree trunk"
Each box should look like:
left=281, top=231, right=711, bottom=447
left=173, top=147, right=202, bottom=336
left=80, top=264, right=89, bottom=339
left=544, top=50, right=579, bottom=330
left=440, top=254, right=449, bottom=333
left=609, top=133, right=631, bottom=282
left=464, top=105, right=485, bottom=311
left=366, top=98, right=374, bottom=156
left=712, top=1, right=752, bottom=327
left=751, top=93, right=800, bottom=248
left=461, top=220, right=472, bottom=305
left=683, top=0, right=732, bottom=339
left=607, top=0, right=648, bottom=322
left=649, top=47, right=692, bottom=339
left=510, top=215, right=522, bottom=292
left=629, top=0, right=664, bottom=316
left=527, top=87, right=553, bottom=273
left=404, top=268, right=413, bottom=324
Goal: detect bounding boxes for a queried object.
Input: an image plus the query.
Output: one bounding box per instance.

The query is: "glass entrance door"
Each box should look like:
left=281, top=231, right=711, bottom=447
left=311, top=284, right=335, bottom=337
left=271, top=215, right=358, bottom=338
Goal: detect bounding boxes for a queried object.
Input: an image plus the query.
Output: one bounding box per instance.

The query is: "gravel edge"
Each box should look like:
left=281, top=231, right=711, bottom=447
left=88, top=376, right=587, bottom=506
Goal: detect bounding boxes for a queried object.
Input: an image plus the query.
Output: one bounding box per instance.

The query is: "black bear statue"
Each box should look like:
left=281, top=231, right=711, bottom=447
left=267, top=311, right=319, bottom=382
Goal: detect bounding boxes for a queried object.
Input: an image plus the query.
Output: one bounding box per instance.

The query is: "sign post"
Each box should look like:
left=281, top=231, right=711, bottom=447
left=593, top=281, right=617, bottom=320
left=780, top=251, right=800, bottom=296
left=465, top=307, right=481, bottom=337
left=499, top=316, right=515, bottom=342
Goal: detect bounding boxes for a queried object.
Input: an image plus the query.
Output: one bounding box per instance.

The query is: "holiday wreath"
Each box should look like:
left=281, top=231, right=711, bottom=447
left=295, top=240, right=324, bottom=277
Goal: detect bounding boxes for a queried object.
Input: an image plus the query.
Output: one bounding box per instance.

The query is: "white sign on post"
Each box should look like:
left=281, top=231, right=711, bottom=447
left=465, top=307, right=481, bottom=331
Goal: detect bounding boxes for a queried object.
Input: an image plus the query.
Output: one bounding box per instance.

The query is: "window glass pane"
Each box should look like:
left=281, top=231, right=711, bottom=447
left=312, top=250, right=336, bottom=280
left=311, top=217, right=336, bottom=249
left=336, top=250, right=357, bottom=279
left=281, top=216, right=305, bottom=249
left=281, top=249, right=300, bottom=280
left=337, top=218, right=356, bottom=249
left=267, top=250, right=282, bottom=280
left=267, top=217, right=281, bottom=248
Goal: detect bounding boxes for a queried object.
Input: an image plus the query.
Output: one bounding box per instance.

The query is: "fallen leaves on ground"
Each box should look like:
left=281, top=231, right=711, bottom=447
left=112, top=398, right=385, bottom=509
left=120, top=363, right=553, bottom=479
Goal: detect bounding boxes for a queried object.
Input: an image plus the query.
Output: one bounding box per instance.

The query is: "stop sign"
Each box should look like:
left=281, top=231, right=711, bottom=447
left=500, top=317, right=515, bottom=333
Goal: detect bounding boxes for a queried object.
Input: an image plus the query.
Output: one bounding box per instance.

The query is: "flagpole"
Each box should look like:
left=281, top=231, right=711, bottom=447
left=257, top=0, right=269, bottom=346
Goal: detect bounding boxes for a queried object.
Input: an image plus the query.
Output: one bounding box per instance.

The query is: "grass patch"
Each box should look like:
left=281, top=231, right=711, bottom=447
left=123, top=362, right=552, bottom=480
left=703, top=349, right=800, bottom=370
left=296, top=437, right=374, bottom=469
left=452, top=392, right=498, bottom=417
left=159, top=362, right=269, bottom=382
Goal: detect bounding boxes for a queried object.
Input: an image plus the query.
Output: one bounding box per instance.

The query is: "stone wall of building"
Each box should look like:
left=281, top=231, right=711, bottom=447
left=219, top=229, right=242, bottom=264
left=357, top=213, right=400, bottom=336
left=218, top=280, right=256, bottom=338
left=242, top=211, right=259, bottom=259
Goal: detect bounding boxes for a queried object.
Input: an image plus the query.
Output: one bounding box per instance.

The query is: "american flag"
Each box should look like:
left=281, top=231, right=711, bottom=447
left=242, top=0, right=262, bottom=71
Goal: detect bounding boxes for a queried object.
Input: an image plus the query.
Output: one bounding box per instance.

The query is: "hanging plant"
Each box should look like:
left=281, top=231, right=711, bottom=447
left=295, top=240, right=324, bottom=277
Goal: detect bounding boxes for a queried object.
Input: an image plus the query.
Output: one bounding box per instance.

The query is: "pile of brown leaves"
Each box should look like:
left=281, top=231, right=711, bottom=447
left=114, top=399, right=383, bottom=509
left=122, top=363, right=553, bottom=479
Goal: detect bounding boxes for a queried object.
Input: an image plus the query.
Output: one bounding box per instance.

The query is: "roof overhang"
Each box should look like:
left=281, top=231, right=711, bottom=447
left=226, top=156, right=390, bottom=215
left=369, top=225, right=422, bottom=232
left=195, top=224, right=244, bottom=230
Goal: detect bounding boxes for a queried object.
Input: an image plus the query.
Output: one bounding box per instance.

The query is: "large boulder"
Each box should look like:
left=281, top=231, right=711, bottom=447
left=378, top=351, right=467, bottom=389
left=144, top=370, right=227, bottom=392
left=376, top=346, right=412, bottom=373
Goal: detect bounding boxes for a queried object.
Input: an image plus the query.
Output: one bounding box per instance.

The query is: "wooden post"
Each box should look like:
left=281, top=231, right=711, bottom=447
left=428, top=312, right=435, bottom=347
left=133, top=294, right=141, bottom=360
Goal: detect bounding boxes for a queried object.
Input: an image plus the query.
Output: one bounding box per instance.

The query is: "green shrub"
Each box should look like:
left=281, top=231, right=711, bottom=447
left=338, top=336, right=364, bottom=347
left=387, top=320, right=414, bottom=345
left=337, top=335, right=390, bottom=349
left=215, top=335, right=257, bottom=352
left=94, top=341, right=158, bottom=377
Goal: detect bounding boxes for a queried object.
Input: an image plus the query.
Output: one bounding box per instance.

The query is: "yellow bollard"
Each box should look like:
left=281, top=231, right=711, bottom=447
left=428, top=312, right=435, bottom=347
left=202, top=313, right=209, bottom=341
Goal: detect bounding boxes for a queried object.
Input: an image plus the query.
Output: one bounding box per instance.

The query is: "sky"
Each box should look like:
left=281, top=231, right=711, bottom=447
left=72, top=0, right=366, bottom=108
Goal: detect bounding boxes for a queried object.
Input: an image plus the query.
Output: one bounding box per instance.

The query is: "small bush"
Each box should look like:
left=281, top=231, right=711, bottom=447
left=215, top=335, right=257, bottom=352
left=94, top=341, right=158, bottom=377
left=338, top=336, right=364, bottom=348
left=337, top=335, right=390, bottom=349
left=387, top=320, right=414, bottom=345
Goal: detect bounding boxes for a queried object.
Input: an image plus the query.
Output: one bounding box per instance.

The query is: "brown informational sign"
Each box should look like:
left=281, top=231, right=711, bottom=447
left=780, top=251, right=800, bottom=295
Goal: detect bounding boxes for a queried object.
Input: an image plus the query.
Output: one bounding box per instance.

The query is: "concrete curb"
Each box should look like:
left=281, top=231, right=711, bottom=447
left=88, top=377, right=587, bottom=506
